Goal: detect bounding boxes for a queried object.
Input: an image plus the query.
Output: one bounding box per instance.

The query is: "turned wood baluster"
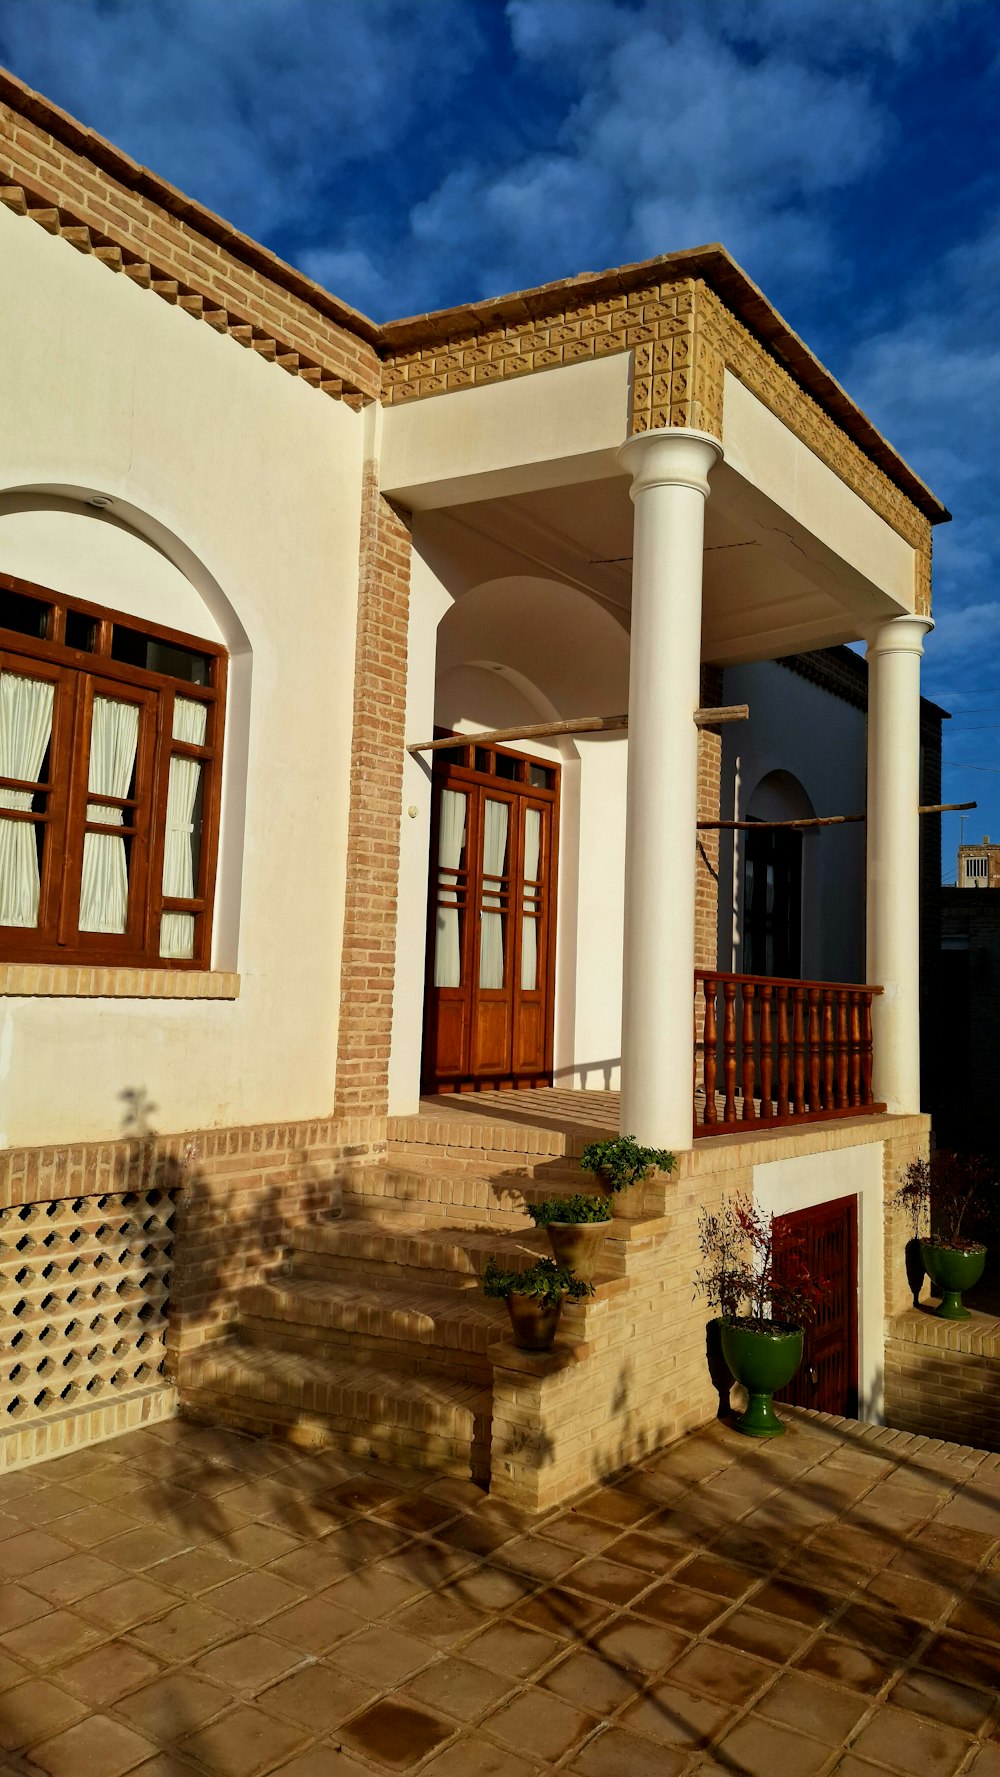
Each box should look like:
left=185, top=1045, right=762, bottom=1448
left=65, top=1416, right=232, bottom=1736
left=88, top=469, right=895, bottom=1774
left=702, top=977, right=718, bottom=1125
left=759, top=984, right=774, bottom=1118
left=792, top=987, right=807, bottom=1115
left=741, top=983, right=757, bottom=1121
left=848, top=991, right=862, bottom=1106
left=836, top=990, right=850, bottom=1108
left=723, top=979, right=738, bottom=1124
left=861, top=990, right=875, bottom=1105
left=822, top=990, right=836, bottom=1110
left=807, top=988, right=822, bottom=1110
left=776, top=986, right=791, bottom=1117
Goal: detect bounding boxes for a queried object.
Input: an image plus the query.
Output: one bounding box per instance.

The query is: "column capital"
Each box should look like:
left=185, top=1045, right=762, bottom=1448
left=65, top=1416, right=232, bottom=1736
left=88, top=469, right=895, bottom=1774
left=619, top=428, right=722, bottom=502
left=865, top=613, right=934, bottom=660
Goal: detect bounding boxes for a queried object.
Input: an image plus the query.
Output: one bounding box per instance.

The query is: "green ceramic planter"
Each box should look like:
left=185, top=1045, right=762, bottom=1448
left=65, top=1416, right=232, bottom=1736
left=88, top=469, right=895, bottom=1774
left=921, top=1241, right=986, bottom=1320
left=720, top=1321, right=804, bottom=1438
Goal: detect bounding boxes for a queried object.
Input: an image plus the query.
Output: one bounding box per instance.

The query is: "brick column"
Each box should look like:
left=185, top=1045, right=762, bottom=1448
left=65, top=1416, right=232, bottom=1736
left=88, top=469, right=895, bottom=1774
left=335, top=462, right=412, bottom=1117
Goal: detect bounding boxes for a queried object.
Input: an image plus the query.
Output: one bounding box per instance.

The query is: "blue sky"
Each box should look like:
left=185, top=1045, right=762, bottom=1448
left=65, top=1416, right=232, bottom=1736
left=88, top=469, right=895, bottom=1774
left=1, top=0, right=998, bottom=875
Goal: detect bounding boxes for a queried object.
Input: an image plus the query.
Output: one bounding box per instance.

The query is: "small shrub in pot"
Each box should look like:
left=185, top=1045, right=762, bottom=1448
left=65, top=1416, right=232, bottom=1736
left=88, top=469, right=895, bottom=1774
left=482, top=1256, right=593, bottom=1351
left=895, top=1151, right=998, bottom=1319
left=579, top=1136, right=676, bottom=1217
left=525, top=1194, right=612, bottom=1280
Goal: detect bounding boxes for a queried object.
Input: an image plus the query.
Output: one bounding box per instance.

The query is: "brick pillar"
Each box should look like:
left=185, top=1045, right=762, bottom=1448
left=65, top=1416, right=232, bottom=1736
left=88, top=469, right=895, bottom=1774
left=335, top=462, right=412, bottom=1118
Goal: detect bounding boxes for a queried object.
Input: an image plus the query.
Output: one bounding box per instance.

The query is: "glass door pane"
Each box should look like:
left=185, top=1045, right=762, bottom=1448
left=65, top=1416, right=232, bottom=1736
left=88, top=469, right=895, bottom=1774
left=0, top=669, right=55, bottom=928
left=79, top=694, right=140, bottom=934
left=433, top=788, right=467, bottom=988
left=521, top=805, right=542, bottom=991
left=479, top=797, right=509, bottom=989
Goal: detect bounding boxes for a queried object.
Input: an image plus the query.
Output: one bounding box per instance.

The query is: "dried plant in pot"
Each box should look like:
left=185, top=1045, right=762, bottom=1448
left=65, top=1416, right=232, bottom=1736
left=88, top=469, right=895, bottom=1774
left=482, top=1257, right=593, bottom=1352
left=895, top=1152, right=998, bottom=1319
left=695, top=1195, right=826, bottom=1439
left=525, top=1194, right=613, bottom=1282
left=579, top=1136, right=676, bottom=1218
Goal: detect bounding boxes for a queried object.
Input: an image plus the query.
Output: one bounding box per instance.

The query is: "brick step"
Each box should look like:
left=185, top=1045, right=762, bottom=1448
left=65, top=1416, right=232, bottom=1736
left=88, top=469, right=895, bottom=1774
left=237, top=1273, right=506, bottom=1379
left=290, top=1214, right=550, bottom=1288
left=382, top=1150, right=593, bottom=1191
left=179, top=1338, right=492, bottom=1480
left=341, top=1161, right=579, bottom=1227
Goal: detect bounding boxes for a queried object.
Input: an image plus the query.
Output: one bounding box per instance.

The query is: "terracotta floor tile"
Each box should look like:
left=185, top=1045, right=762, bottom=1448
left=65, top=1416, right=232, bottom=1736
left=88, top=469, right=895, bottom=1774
left=633, top=1579, right=727, bottom=1635
left=258, top=1661, right=372, bottom=1732
left=0, top=1582, right=52, bottom=1634
left=265, top=1542, right=359, bottom=1593
left=192, top=1631, right=304, bottom=1695
left=389, top=1587, right=488, bottom=1650
left=264, top=1596, right=359, bottom=1655
left=709, top=1603, right=815, bottom=1664
left=511, top=1585, right=609, bottom=1639
left=0, top=1649, right=30, bottom=1691
left=492, top=1535, right=580, bottom=1582
left=8, top=1484, right=86, bottom=1527
left=572, top=1490, right=650, bottom=1529
left=129, top=1601, right=234, bottom=1661
left=328, top=1625, right=438, bottom=1687
left=864, top=1567, right=956, bottom=1623
left=178, top=1703, right=308, bottom=1776
left=207, top=1571, right=305, bottom=1625
left=589, top=1614, right=690, bottom=1678
left=757, top=1669, right=871, bottom=1741
left=316, top=1475, right=403, bottom=1516
left=714, top=1715, right=832, bottom=1777
left=436, top=1516, right=520, bottom=1558
left=420, top=1736, right=537, bottom=1775
left=53, top=1506, right=141, bottom=1550
left=834, top=1600, right=927, bottom=1661
left=403, top=1654, right=515, bottom=1723
left=375, top=1494, right=461, bottom=1536
left=565, top=1556, right=653, bottom=1608
left=888, top=1666, right=996, bottom=1733
left=117, top=1670, right=231, bottom=1743
left=620, top=1679, right=735, bottom=1749
left=484, top=1686, right=596, bottom=1761
left=544, top=1513, right=624, bottom=1557
left=150, top=1549, right=244, bottom=1597
left=449, top=1562, right=535, bottom=1610
left=24, top=1551, right=124, bottom=1606
left=949, top=1594, right=1000, bottom=1642
left=568, top=1723, right=688, bottom=1775
left=752, top=1577, right=836, bottom=1628
left=0, top=1529, right=76, bottom=1578
left=542, top=1645, right=643, bottom=1715
left=462, top=1619, right=563, bottom=1679
left=213, top=1524, right=301, bottom=1568
left=100, top=1529, right=196, bottom=1572
left=604, top=1529, right=688, bottom=1574
left=339, top=1697, right=454, bottom=1770
left=270, top=1747, right=378, bottom=1776
left=322, top=1561, right=427, bottom=1621
left=966, top=1749, right=1000, bottom=1777
left=77, top=1578, right=178, bottom=1633
left=794, top=1632, right=898, bottom=1695
left=675, top=1552, right=759, bottom=1601
left=918, top=1630, right=1000, bottom=1692
left=0, top=1675, right=88, bottom=1750
left=27, top=1711, right=157, bottom=1776
left=666, top=1639, right=772, bottom=1706
left=56, top=1640, right=163, bottom=1705
left=851, top=1704, right=972, bottom=1774
left=1, top=1606, right=105, bottom=1668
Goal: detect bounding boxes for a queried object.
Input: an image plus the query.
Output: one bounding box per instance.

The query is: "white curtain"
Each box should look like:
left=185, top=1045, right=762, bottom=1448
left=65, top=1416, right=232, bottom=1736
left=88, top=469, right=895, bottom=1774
left=79, top=695, right=140, bottom=934
left=160, top=698, right=208, bottom=960
left=479, top=797, right=508, bottom=990
left=0, top=672, right=55, bottom=928
left=520, top=806, right=541, bottom=992
left=433, top=789, right=466, bottom=988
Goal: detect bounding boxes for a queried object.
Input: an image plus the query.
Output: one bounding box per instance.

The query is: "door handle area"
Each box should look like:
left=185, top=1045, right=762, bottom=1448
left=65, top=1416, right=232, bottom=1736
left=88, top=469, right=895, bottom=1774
left=808, top=1366, right=818, bottom=1388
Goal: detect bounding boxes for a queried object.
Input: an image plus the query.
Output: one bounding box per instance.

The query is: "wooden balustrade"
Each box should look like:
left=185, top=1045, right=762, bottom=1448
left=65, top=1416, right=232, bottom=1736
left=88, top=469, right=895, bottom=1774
left=694, top=971, right=884, bottom=1135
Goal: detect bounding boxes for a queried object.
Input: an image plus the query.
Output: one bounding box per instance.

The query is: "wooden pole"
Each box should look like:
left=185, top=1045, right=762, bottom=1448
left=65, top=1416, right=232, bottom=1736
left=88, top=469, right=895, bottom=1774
left=407, top=705, right=749, bottom=754
left=698, top=801, right=975, bottom=832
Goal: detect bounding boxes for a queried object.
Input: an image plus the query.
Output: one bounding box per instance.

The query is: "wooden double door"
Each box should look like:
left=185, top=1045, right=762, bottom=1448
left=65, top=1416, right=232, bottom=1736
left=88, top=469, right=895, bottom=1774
left=422, top=742, right=559, bottom=1092
left=774, top=1194, right=859, bottom=1418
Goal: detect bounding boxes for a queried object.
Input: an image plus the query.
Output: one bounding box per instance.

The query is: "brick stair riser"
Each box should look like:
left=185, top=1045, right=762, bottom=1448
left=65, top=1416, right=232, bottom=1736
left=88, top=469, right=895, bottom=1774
left=291, top=1228, right=544, bottom=1287
left=238, top=1281, right=504, bottom=1356
left=237, top=1317, right=494, bottom=1386
left=179, top=1386, right=486, bottom=1479
left=342, top=1165, right=571, bottom=1228
left=382, top=1151, right=594, bottom=1190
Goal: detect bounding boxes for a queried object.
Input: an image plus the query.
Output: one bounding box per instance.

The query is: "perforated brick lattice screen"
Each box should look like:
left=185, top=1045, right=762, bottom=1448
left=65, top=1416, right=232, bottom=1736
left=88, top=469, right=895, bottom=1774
left=0, top=1189, right=176, bottom=1426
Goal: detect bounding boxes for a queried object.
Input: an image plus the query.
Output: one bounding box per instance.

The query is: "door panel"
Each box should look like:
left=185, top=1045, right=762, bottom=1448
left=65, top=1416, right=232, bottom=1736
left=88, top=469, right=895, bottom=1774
left=423, top=746, right=558, bottom=1091
left=774, top=1194, right=859, bottom=1417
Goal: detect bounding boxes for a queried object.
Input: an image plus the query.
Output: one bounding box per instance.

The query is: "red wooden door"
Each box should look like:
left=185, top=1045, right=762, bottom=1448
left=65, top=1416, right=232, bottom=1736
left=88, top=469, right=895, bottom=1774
left=774, top=1194, right=859, bottom=1417
left=422, top=744, right=558, bottom=1092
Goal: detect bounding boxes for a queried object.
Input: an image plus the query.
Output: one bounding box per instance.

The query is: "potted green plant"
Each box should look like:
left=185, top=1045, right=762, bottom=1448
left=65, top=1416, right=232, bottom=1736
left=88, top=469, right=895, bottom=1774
left=580, top=1135, right=676, bottom=1218
left=695, top=1195, right=825, bottom=1439
left=525, top=1194, right=612, bottom=1281
left=482, top=1256, right=593, bottom=1351
left=895, top=1152, right=997, bottom=1320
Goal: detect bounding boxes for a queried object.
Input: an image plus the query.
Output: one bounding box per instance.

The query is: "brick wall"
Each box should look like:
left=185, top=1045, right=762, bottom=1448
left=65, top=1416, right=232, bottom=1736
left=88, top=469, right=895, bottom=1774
left=335, top=465, right=413, bottom=1117
left=885, top=1308, right=1000, bottom=1452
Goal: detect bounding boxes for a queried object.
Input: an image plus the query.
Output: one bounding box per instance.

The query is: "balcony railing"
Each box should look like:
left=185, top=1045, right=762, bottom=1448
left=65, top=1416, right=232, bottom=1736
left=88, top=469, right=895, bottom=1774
left=694, top=971, right=885, bottom=1136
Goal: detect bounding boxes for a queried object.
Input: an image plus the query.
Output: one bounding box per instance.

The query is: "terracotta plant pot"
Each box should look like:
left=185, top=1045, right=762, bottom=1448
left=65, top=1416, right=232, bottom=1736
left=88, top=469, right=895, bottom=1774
left=720, top=1321, right=804, bottom=1438
left=921, top=1240, right=986, bottom=1320
left=590, top=1169, right=647, bottom=1219
left=504, top=1291, right=563, bottom=1351
left=544, top=1220, right=609, bottom=1283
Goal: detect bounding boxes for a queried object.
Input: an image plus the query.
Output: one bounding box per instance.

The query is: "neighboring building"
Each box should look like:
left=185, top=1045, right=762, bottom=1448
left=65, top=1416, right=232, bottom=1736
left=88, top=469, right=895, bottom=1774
left=0, top=66, right=951, bottom=1500
left=957, top=837, right=1000, bottom=889
left=927, top=889, right=1000, bottom=1156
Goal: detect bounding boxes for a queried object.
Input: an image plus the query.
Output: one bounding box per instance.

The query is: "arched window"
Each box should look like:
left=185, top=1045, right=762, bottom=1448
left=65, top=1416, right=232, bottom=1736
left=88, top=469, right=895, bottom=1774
left=0, top=572, right=225, bottom=968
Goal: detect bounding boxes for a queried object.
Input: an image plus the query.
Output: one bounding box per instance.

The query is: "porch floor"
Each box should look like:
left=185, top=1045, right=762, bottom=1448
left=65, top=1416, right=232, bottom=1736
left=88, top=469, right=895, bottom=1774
left=0, top=1412, right=996, bottom=1775
left=418, top=1089, right=622, bottom=1149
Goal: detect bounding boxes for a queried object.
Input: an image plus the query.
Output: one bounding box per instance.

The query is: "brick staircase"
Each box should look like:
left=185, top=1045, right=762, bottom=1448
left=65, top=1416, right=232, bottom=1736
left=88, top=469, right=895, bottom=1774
left=178, top=1106, right=617, bottom=1485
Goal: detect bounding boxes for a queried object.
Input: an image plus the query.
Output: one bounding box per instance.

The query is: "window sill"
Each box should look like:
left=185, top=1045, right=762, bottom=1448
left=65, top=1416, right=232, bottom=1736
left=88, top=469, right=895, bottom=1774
left=0, top=964, right=240, bottom=1000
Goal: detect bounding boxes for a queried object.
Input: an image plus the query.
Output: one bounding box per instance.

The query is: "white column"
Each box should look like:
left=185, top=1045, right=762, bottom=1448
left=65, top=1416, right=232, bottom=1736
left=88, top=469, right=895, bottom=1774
left=618, top=429, right=722, bottom=1147
left=865, top=614, right=933, bottom=1114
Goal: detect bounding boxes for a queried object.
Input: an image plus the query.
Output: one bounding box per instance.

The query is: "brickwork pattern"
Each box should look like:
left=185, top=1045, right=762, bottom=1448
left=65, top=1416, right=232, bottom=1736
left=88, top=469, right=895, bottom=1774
left=0, top=97, right=378, bottom=405
left=885, top=1307, right=1000, bottom=1451
left=0, top=963, right=239, bottom=998
left=335, top=465, right=413, bottom=1117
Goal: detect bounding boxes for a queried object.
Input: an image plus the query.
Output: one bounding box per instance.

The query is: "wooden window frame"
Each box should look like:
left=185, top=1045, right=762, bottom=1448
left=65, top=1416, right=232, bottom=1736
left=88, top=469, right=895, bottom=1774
left=0, top=571, right=227, bottom=970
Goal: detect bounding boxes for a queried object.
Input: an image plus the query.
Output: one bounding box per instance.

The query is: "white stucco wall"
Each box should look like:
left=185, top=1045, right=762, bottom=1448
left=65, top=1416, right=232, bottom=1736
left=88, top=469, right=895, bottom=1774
left=719, top=660, right=868, bottom=983
left=754, top=1142, right=885, bottom=1421
left=0, top=205, right=365, bottom=1146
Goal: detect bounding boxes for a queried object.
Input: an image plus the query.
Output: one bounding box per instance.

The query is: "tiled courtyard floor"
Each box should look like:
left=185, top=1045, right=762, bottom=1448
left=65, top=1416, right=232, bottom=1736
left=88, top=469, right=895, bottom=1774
left=0, top=1413, right=997, bottom=1776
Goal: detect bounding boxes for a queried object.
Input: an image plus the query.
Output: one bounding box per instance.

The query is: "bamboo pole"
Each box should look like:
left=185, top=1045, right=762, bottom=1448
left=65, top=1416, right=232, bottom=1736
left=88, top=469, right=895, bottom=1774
left=407, top=704, right=749, bottom=754
left=699, top=801, right=975, bottom=832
